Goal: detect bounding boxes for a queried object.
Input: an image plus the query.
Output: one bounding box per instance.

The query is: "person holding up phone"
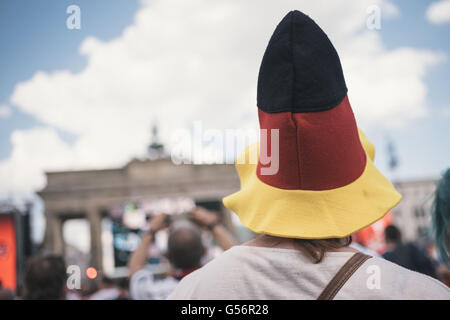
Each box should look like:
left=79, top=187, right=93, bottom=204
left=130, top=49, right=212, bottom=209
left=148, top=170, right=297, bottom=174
left=127, top=207, right=237, bottom=299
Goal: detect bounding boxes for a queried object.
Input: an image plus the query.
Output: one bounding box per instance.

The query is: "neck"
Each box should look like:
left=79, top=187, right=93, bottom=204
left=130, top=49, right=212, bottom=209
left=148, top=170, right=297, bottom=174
left=171, top=265, right=202, bottom=280
left=243, top=234, right=357, bottom=253
left=244, top=234, right=295, bottom=249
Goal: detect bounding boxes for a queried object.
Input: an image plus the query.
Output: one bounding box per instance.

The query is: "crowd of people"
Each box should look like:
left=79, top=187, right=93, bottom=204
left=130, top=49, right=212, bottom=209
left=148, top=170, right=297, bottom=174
left=0, top=207, right=239, bottom=300
left=0, top=188, right=449, bottom=300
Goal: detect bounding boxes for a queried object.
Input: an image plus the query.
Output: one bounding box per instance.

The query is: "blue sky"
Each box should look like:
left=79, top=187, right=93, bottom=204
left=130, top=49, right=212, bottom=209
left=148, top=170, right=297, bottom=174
left=0, top=0, right=449, bottom=198
left=0, top=0, right=139, bottom=159
left=374, top=0, right=450, bottom=180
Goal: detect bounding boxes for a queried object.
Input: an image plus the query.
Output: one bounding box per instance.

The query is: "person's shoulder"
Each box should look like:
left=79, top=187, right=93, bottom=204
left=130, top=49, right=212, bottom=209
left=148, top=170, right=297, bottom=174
left=167, top=246, right=245, bottom=299
left=369, top=256, right=450, bottom=299
left=167, top=268, right=202, bottom=299
left=199, top=246, right=248, bottom=270
left=173, top=247, right=240, bottom=282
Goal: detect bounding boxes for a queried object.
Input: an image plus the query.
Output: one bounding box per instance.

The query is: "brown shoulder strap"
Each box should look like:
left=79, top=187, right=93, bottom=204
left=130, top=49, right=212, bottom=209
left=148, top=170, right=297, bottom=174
left=317, top=252, right=371, bottom=300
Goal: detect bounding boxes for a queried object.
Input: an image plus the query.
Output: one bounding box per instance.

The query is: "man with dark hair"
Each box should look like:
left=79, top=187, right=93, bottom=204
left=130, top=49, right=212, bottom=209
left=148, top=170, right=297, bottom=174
left=167, top=223, right=204, bottom=271
left=385, top=225, right=402, bottom=244
left=128, top=207, right=236, bottom=299
left=383, top=225, right=437, bottom=278
left=23, top=254, right=66, bottom=300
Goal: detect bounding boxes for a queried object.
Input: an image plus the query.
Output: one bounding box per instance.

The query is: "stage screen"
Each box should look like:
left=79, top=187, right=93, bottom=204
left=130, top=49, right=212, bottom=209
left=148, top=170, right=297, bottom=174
left=0, top=215, right=17, bottom=290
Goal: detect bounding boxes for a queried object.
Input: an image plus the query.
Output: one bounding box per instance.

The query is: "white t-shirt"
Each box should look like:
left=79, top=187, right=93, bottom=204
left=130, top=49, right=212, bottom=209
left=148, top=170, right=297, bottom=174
left=168, top=245, right=450, bottom=300
left=130, top=269, right=179, bottom=300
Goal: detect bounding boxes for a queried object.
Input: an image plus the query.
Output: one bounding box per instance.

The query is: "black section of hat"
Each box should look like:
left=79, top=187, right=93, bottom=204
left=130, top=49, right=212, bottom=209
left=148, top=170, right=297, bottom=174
left=257, top=10, right=348, bottom=113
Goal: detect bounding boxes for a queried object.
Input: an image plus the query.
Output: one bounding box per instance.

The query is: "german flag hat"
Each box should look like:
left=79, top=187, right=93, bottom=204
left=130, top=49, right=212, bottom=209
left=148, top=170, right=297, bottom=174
left=223, top=11, right=402, bottom=239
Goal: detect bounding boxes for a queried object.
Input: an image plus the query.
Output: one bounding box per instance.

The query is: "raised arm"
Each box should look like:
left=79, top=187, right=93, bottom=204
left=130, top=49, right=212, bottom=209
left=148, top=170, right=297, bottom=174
left=189, top=207, right=237, bottom=251
left=128, top=213, right=167, bottom=278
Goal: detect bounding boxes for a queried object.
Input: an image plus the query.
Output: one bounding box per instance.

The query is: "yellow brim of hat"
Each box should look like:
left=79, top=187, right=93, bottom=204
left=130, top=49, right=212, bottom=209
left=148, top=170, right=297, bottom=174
left=223, top=129, right=402, bottom=239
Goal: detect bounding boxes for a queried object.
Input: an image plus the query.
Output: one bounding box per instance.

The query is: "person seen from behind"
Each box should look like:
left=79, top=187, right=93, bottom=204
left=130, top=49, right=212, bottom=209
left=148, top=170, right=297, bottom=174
left=168, top=11, right=450, bottom=300
left=430, top=168, right=450, bottom=286
left=382, top=225, right=437, bottom=279
left=128, top=207, right=237, bottom=299
left=23, top=254, right=66, bottom=300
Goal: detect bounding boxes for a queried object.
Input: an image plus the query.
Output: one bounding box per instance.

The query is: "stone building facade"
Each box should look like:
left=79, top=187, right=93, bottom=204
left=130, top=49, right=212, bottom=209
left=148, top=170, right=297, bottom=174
left=38, top=157, right=239, bottom=271
left=391, top=178, right=438, bottom=243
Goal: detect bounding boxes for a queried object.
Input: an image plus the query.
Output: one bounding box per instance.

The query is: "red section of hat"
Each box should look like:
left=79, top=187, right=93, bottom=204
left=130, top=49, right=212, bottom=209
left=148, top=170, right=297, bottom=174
left=257, top=95, right=366, bottom=190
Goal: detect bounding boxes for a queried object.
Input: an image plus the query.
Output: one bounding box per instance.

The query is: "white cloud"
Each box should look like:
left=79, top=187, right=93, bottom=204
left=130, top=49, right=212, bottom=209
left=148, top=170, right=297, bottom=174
left=426, top=0, right=450, bottom=24
left=340, top=34, right=445, bottom=127
left=0, top=105, right=12, bottom=118
left=0, top=127, right=77, bottom=192
left=382, top=1, right=400, bottom=17
left=441, top=107, right=450, bottom=117
left=1, top=0, right=445, bottom=193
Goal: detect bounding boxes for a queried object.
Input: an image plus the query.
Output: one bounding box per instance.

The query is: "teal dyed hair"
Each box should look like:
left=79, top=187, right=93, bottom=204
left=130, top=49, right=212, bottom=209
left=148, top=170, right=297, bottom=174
left=431, top=168, right=450, bottom=266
